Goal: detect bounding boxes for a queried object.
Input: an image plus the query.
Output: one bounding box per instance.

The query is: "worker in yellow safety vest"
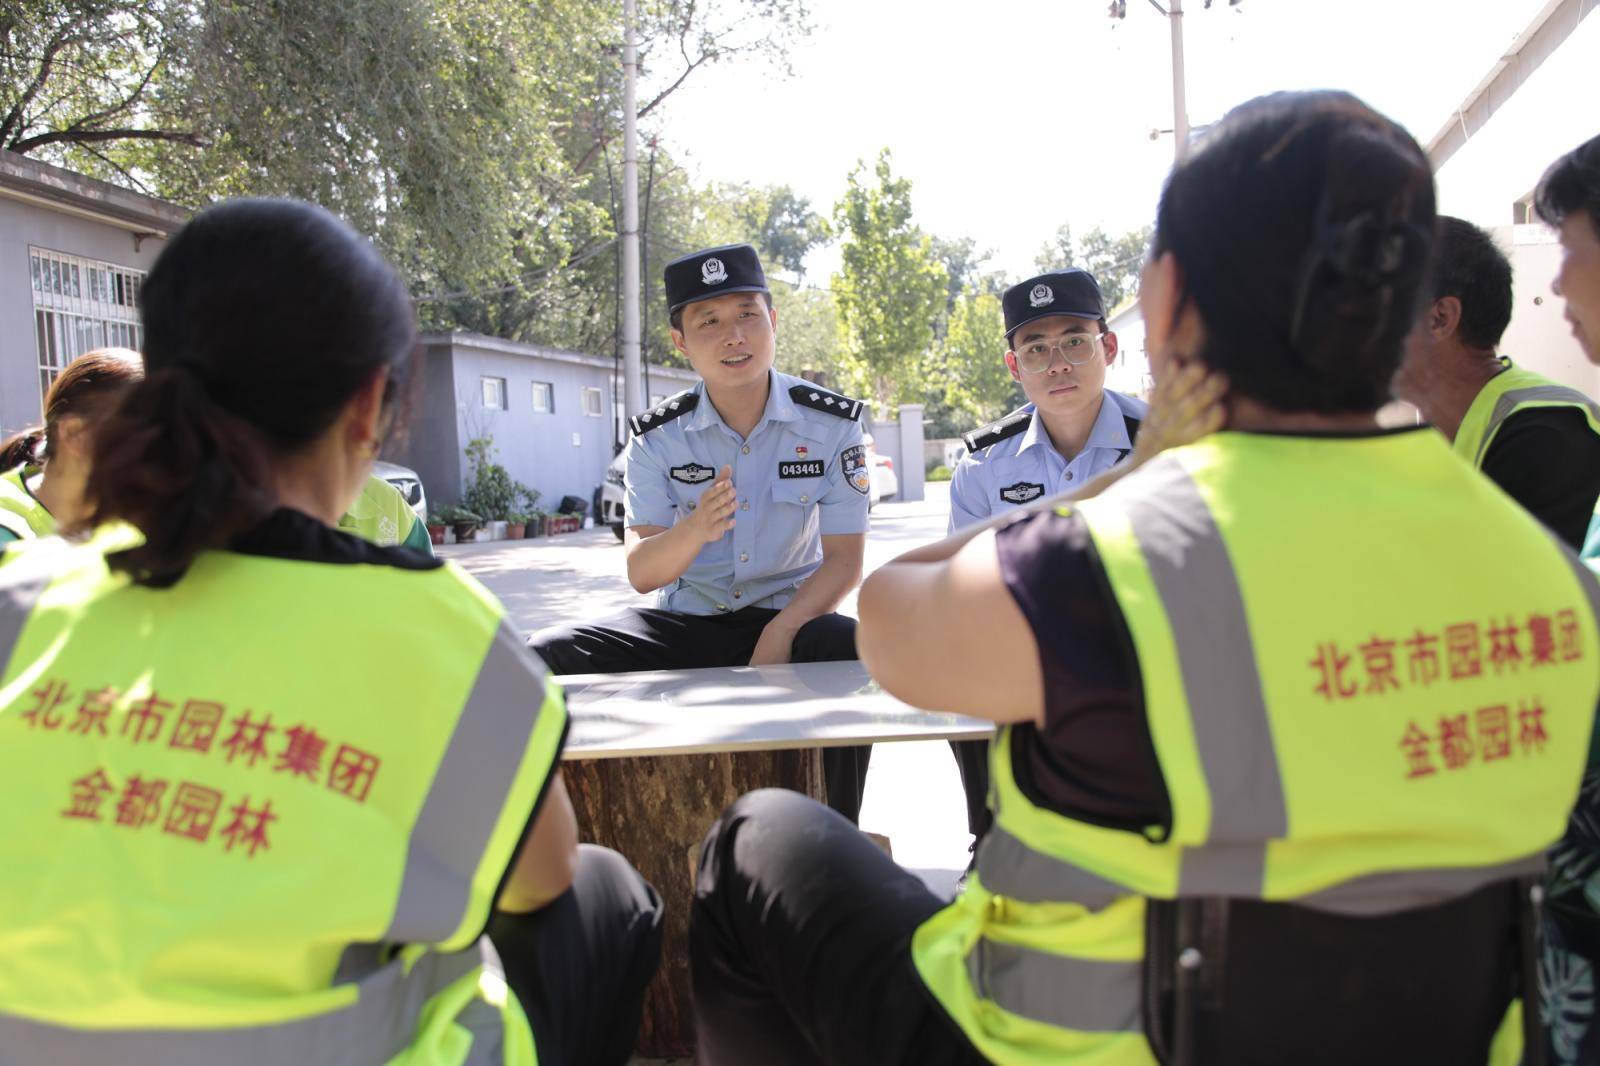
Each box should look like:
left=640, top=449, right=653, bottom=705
left=0, top=198, right=661, bottom=1066
left=1393, top=215, right=1600, bottom=551
left=0, top=347, right=142, bottom=543
left=687, top=92, right=1600, bottom=1066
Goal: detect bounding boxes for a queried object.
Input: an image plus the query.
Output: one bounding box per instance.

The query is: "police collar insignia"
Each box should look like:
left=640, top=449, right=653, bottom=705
left=841, top=444, right=870, bottom=495
left=670, top=462, right=715, bottom=485
left=999, top=481, right=1044, bottom=504
left=1029, top=284, right=1054, bottom=308
left=701, top=257, right=728, bottom=285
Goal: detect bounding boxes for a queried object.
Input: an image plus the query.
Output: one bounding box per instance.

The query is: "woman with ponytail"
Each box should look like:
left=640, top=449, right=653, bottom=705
left=0, top=346, right=142, bottom=541
left=0, top=198, right=660, bottom=1066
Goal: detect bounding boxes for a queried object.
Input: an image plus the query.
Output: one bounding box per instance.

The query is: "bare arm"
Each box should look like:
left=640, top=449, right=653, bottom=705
left=858, top=529, right=1043, bottom=724
left=749, top=533, right=866, bottom=665
left=496, top=773, right=579, bottom=914
left=623, top=465, right=737, bottom=593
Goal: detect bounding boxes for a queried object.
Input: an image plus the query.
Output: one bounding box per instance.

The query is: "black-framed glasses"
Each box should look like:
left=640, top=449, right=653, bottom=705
left=1015, top=332, right=1102, bottom=373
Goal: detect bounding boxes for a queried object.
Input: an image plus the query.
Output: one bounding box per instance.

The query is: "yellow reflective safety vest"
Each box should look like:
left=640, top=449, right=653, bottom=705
left=339, top=474, right=426, bottom=551
left=913, top=429, right=1600, bottom=1065
left=0, top=464, right=55, bottom=540
left=1454, top=358, right=1600, bottom=470
left=0, top=532, right=563, bottom=1064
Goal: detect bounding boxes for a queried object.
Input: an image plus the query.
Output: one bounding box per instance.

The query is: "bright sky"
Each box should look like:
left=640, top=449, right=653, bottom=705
left=652, top=0, right=1573, bottom=282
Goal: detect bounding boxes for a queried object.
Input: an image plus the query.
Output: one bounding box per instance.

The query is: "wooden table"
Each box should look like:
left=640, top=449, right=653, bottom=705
left=558, top=661, right=991, bottom=1057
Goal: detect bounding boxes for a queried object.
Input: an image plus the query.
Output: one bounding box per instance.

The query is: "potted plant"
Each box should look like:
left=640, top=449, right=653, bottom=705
left=438, top=505, right=482, bottom=543
left=425, top=512, right=447, bottom=546
left=527, top=510, right=548, bottom=537
left=504, top=511, right=528, bottom=540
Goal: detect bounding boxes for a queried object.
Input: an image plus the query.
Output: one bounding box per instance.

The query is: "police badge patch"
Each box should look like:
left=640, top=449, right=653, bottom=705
left=999, top=481, right=1044, bottom=504
left=670, top=462, right=715, bottom=485
left=842, top=444, right=870, bottom=495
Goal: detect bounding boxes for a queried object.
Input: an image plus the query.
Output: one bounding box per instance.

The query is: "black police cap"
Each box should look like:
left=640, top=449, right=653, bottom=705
left=664, top=243, right=769, bottom=317
left=1003, top=270, right=1106, bottom=343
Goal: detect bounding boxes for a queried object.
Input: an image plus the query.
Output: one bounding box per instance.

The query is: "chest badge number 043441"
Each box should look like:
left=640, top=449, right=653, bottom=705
left=1000, top=481, right=1045, bottom=504
left=842, top=444, right=870, bottom=496
left=670, top=463, right=715, bottom=485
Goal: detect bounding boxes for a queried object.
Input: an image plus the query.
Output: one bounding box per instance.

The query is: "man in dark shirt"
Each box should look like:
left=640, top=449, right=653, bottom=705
left=1394, top=215, right=1600, bottom=550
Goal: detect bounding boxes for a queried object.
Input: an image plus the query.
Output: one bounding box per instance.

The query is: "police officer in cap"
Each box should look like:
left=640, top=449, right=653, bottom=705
left=529, top=243, right=873, bottom=823
left=946, top=269, right=1147, bottom=852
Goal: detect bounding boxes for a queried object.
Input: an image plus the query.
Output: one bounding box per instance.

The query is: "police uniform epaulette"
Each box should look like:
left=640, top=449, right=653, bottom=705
left=962, top=408, right=1031, bottom=454
left=789, top=384, right=864, bottom=421
left=630, top=390, right=699, bottom=436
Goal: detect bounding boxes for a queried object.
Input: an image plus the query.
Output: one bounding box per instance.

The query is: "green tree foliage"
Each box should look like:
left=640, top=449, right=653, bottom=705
left=769, top=280, right=843, bottom=385
left=831, top=149, right=948, bottom=411
left=1034, top=222, right=1153, bottom=311
left=926, top=291, right=1021, bottom=436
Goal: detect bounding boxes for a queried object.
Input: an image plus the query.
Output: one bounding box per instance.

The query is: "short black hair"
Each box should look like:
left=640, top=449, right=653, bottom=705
left=1429, top=216, right=1513, bottom=350
left=669, top=290, right=773, bottom=333
left=1536, top=133, right=1600, bottom=238
left=1152, top=90, right=1435, bottom=414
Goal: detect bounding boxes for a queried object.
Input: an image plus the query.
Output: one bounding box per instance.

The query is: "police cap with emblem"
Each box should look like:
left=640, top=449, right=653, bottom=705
left=1002, top=269, right=1106, bottom=345
left=664, top=243, right=769, bottom=317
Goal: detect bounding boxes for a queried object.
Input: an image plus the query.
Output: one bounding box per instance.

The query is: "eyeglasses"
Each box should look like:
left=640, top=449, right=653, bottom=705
left=1015, top=333, right=1103, bottom=373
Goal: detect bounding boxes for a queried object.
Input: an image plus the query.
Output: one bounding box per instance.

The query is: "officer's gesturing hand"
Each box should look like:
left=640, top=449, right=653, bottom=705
left=685, top=465, right=737, bottom=543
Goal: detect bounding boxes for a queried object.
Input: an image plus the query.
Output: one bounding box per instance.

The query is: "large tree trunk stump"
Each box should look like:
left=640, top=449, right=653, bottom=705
left=565, top=749, right=826, bottom=1059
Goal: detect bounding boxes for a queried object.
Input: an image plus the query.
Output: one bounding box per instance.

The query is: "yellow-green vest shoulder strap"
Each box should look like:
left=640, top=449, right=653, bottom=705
left=337, top=474, right=420, bottom=549
left=1454, top=360, right=1600, bottom=468
left=0, top=465, right=55, bottom=540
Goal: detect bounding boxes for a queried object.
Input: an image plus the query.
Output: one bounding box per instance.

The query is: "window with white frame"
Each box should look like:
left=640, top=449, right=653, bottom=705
left=481, top=376, right=507, bottom=409
left=581, top=385, right=604, bottom=417
left=530, top=381, right=553, bottom=413
left=29, top=248, right=144, bottom=404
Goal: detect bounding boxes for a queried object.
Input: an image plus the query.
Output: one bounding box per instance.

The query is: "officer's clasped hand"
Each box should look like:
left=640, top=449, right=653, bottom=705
left=687, top=464, right=738, bottom=543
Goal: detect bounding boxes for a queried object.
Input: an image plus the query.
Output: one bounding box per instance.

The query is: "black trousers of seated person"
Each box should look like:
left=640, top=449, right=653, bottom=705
left=951, top=737, right=993, bottom=844
left=691, top=789, right=986, bottom=1066
left=529, top=607, right=873, bottom=824
left=488, top=844, right=664, bottom=1066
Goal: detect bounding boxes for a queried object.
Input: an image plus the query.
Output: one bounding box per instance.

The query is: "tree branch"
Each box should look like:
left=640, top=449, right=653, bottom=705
left=0, top=17, right=91, bottom=146
left=8, top=126, right=208, bottom=154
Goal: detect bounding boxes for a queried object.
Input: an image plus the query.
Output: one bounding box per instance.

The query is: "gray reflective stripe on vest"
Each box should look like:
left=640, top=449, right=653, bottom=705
left=1122, top=457, right=1286, bottom=894
left=387, top=616, right=548, bottom=944
left=1298, top=852, right=1547, bottom=915
left=1475, top=385, right=1600, bottom=466
left=976, top=822, right=1129, bottom=910
left=0, top=542, right=69, bottom=672
left=0, top=942, right=488, bottom=1066
left=968, top=937, right=1142, bottom=1033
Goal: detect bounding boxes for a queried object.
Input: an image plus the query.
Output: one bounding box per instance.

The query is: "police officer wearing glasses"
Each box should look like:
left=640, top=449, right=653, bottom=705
left=947, top=269, right=1146, bottom=851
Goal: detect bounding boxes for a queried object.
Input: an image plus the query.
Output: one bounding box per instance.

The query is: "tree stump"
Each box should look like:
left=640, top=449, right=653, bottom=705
left=565, top=749, right=826, bottom=1058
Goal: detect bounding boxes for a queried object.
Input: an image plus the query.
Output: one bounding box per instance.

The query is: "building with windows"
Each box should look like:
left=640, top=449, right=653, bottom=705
left=389, top=332, right=697, bottom=515
left=0, top=151, right=185, bottom=435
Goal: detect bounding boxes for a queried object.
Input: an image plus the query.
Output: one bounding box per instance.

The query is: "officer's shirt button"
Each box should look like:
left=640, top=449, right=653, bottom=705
left=740, top=501, right=749, bottom=511
left=733, top=589, right=743, bottom=599
left=742, top=446, right=751, bottom=455
left=1066, top=471, right=1074, bottom=482
left=716, top=603, right=728, bottom=612
left=687, top=501, right=696, bottom=510
left=799, top=494, right=809, bottom=503
left=740, top=552, right=749, bottom=562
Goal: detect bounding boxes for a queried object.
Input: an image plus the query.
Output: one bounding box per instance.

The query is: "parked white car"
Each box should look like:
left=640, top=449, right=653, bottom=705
left=863, top=434, right=898, bottom=507
left=373, top=459, right=427, bottom=525
left=596, top=451, right=627, bottom=541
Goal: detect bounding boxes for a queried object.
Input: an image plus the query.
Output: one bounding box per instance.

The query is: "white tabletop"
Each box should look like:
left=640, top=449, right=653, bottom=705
left=557, top=660, right=995, bottom=760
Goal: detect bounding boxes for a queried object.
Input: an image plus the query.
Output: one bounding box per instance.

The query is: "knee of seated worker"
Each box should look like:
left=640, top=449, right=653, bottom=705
left=790, top=615, right=858, bottom=663
left=576, top=844, right=664, bottom=935
left=696, top=789, right=837, bottom=896
left=526, top=628, right=582, bottom=673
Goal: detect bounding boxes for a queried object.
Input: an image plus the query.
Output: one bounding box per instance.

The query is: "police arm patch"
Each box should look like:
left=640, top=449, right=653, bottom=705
left=841, top=444, right=870, bottom=495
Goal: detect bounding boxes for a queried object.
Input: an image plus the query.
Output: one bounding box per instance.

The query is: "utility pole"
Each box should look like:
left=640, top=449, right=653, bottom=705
left=1168, top=0, right=1190, bottom=162
left=620, top=0, right=643, bottom=420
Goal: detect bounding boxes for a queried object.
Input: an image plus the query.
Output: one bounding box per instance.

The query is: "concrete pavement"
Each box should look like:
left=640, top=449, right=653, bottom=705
left=441, top=483, right=974, bottom=895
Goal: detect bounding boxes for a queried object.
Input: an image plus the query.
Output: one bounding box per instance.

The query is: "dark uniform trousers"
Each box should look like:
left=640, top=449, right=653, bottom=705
left=489, top=844, right=664, bottom=1066
left=529, top=607, right=873, bottom=824
left=691, top=789, right=985, bottom=1065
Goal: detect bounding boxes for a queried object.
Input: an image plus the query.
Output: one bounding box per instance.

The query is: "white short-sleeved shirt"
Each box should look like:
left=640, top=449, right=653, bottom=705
left=948, top=390, right=1148, bottom=532
left=625, top=370, right=870, bottom=615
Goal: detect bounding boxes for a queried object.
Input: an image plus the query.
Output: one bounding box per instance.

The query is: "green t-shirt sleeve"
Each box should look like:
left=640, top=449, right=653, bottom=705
left=401, top=513, right=434, bottom=556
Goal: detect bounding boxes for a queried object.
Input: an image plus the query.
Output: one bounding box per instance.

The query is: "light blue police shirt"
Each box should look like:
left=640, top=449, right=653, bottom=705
left=624, top=369, right=870, bottom=615
left=948, top=389, right=1148, bottom=531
